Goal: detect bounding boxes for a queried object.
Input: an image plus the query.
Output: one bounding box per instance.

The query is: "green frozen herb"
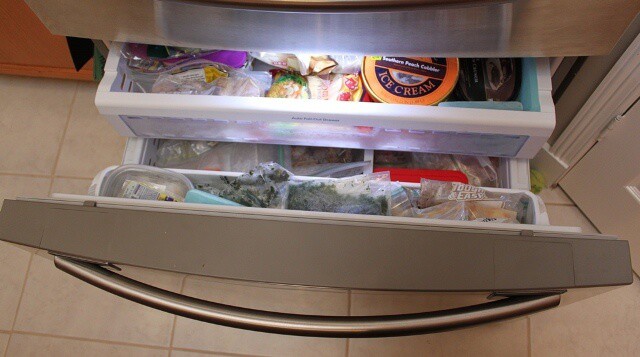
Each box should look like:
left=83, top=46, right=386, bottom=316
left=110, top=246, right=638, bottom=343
left=287, top=181, right=388, bottom=216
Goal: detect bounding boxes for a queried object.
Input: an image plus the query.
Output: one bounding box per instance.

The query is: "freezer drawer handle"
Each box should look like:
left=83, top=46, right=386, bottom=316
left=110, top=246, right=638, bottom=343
left=54, top=255, right=561, bottom=338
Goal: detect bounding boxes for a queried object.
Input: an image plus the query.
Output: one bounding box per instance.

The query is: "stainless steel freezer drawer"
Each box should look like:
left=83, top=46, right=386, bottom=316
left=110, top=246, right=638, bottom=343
left=24, top=0, right=640, bottom=57
left=0, top=196, right=631, bottom=337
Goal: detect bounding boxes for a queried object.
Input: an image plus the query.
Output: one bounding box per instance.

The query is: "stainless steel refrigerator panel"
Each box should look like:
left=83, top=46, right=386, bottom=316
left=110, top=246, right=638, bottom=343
left=25, top=0, right=640, bottom=56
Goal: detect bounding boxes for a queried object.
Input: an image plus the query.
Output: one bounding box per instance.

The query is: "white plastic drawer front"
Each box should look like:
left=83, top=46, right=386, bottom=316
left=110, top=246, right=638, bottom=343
left=96, top=43, right=556, bottom=159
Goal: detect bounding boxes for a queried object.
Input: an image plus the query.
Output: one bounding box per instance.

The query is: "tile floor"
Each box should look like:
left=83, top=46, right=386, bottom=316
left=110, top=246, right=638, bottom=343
left=0, top=75, right=639, bottom=356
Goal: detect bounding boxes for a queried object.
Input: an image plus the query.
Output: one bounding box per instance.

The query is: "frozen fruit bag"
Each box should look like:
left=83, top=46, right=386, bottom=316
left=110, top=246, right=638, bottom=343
left=452, top=155, right=499, bottom=187
left=286, top=172, right=392, bottom=216
left=415, top=179, right=529, bottom=223
left=216, top=162, right=292, bottom=209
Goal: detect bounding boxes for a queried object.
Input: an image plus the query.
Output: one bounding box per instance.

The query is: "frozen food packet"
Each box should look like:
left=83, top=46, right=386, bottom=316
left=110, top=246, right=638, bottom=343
left=152, top=60, right=269, bottom=96
left=251, top=53, right=362, bottom=75
left=328, top=74, right=363, bottom=101
left=416, top=179, right=529, bottom=223
left=123, top=43, right=248, bottom=73
left=249, top=52, right=298, bottom=70
left=217, top=162, right=292, bottom=209
left=287, top=172, right=396, bottom=216
left=266, top=71, right=310, bottom=99
left=295, top=55, right=337, bottom=75
left=156, top=140, right=217, bottom=168
left=452, top=155, right=498, bottom=187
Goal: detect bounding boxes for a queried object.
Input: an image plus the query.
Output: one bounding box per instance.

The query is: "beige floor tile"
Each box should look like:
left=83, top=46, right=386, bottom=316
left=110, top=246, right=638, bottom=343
left=0, top=76, right=77, bottom=175
left=13, top=254, right=182, bottom=347
left=55, top=81, right=126, bottom=179
left=172, top=276, right=348, bottom=356
left=0, top=241, right=32, bottom=330
left=5, top=334, right=169, bottom=357
left=531, top=275, right=640, bottom=356
left=0, top=175, right=51, bottom=208
left=538, top=187, right=574, bottom=205
left=546, top=205, right=599, bottom=234
left=349, top=291, right=528, bottom=357
left=50, top=177, right=93, bottom=195
left=0, top=333, right=9, bottom=356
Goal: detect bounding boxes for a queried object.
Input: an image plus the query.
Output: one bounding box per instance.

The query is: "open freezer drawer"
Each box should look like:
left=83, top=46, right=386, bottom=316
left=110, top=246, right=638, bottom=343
left=0, top=136, right=633, bottom=337
left=96, top=43, right=555, bottom=159
left=0, top=194, right=632, bottom=337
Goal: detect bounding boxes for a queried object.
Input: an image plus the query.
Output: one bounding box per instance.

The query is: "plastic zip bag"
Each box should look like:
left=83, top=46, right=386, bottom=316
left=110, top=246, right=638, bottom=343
left=151, top=60, right=270, bottom=96
left=155, top=140, right=217, bottom=168
left=213, top=162, right=292, bottom=209
left=287, top=172, right=390, bottom=215
left=414, top=179, right=529, bottom=223
left=250, top=53, right=362, bottom=75
left=122, top=43, right=248, bottom=73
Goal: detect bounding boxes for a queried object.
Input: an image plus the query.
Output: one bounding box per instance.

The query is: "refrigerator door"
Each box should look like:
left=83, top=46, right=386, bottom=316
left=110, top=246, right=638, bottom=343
left=24, top=0, right=640, bottom=57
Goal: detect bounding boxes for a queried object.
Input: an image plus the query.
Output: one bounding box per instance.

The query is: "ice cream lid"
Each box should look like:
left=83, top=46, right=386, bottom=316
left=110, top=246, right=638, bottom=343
left=362, top=56, right=458, bottom=105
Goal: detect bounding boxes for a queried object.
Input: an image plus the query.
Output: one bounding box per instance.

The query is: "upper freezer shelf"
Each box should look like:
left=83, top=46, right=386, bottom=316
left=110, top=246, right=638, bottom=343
left=96, top=43, right=555, bottom=159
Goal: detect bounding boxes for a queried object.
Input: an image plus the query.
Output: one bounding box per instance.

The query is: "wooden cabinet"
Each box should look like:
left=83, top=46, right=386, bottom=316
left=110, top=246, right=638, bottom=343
left=0, top=0, right=92, bottom=80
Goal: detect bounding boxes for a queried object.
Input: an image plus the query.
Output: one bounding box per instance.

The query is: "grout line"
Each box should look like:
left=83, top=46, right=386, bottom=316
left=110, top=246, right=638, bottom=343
left=2, top=333, right=9, bottom=357
left=527, top=317, right=532, bottom=357
left=47, top=81, right=80, bottom=196
left=0, top=172, right=51, bottom=179
left=4, top=252, right=34, bottom=357
left=52, top=175, right=94, bottom=181
left=170, top=347, right=260, bottom=357
left=168, top=275, right=188, bottom=351
left=9, top=330, right=170, bottom=351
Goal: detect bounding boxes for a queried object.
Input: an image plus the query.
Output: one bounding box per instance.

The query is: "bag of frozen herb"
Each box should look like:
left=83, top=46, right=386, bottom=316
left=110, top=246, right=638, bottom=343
left=210, top=162, right=292, bottom=209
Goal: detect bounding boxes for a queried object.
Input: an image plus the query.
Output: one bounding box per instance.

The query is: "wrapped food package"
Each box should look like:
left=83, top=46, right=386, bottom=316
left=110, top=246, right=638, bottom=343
left=151, top=60, right=270, bottom=96
left=266, top=71, right=310, bottom=99
left=375, top=151, right=499, bottom=187
left=307, top=74, right=363, bottom=101
left=123, top=43, right=248, bottom=73
left=251, top=53, right=362, bottom=75
left=414, top=179, right=529, bottom=223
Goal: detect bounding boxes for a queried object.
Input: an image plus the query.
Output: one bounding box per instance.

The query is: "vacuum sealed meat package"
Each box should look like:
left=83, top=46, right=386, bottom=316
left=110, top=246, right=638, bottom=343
left=414, top=179, right=529, bottom=223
